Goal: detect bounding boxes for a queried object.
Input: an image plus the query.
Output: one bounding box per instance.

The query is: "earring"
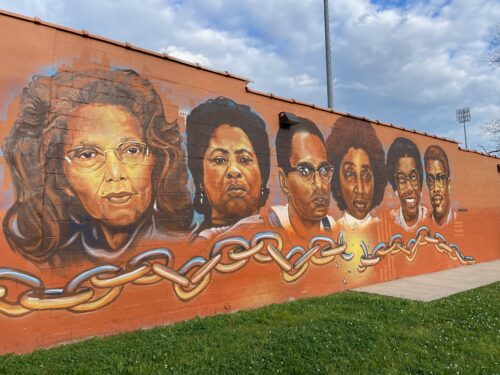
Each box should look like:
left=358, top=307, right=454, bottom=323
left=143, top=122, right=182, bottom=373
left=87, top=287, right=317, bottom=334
left=199, top=183, right=204, bottom=205
left=261, top=185, right=266, bottom=196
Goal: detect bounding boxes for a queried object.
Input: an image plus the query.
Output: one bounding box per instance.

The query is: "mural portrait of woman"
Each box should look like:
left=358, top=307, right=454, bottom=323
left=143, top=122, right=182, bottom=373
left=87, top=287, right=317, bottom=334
left=186, top=97, right=271, bottom=241
left=3, top=69, right=193, bottom=266
left=326, top=117, right=387, bottom=232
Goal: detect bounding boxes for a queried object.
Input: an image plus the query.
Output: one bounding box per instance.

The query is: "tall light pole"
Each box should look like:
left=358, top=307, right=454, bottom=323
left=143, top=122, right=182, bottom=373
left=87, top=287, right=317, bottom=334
left=323, top=0, right=333, bottom=108
left=456, top=107, right=471, bottom=149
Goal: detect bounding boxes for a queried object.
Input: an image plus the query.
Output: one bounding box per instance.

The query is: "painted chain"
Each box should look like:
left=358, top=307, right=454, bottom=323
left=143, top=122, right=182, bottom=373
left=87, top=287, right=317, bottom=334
left=0, top=231, right=353, bottom=317
left=357, top=226, right=475, bottom=272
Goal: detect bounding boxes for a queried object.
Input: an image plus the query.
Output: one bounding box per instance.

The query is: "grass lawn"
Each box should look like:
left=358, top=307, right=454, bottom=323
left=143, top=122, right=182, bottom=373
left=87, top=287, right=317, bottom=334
left=0, top=282, right=498, bottom=374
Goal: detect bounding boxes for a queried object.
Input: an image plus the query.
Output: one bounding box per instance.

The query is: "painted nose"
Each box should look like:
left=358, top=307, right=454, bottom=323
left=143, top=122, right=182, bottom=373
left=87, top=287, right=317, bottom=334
left=226, top=160, right=242, bottom=179
left=353, top=176, right=364, bottom=193
left=104, top=151, right=127, bottom=182
left=312, top=170, right=322, bottom=187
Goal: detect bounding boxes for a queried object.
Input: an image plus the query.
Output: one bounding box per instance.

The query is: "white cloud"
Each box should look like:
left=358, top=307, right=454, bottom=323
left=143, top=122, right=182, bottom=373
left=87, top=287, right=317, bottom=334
left=160, top=46, right=212, bottom=67
left=0, top=0, right=499, bottom=151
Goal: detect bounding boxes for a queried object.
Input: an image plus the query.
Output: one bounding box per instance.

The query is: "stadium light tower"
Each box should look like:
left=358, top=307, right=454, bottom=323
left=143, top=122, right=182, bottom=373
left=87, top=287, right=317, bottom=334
left=324, top=0, right=333, bottom=108
left=456, top=107, right=471, bottom=149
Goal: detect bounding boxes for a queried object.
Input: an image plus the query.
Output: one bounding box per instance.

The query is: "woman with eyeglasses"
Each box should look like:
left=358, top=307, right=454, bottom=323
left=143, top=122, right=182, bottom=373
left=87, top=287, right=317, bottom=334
left=386, top=137, right=427, bottom=231
left=3, top=69, right=193, bottom=265
left=326, top=117, right=387, bottom=232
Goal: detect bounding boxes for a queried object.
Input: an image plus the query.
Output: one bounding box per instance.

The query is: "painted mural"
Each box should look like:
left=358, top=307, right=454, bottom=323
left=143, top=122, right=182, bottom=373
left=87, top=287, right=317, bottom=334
left=0, top=67, right=477, bottom=319
left=0, top=14, right=497, bottom=354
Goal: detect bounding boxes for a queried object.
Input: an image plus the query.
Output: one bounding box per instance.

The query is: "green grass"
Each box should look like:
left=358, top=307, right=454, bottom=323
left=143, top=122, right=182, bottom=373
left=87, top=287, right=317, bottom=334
left=1, top=283, right=499, bottom=374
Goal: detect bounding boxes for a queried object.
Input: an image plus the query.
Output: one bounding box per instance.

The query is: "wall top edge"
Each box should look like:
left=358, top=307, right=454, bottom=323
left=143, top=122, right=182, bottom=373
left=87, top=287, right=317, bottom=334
left=2, top=9, right=498, bottom=160
left=457, top=147, right=500, bottom=159
left=0, top=8, right=252, bottom=84
left=245, top=88, right=470, bottom=148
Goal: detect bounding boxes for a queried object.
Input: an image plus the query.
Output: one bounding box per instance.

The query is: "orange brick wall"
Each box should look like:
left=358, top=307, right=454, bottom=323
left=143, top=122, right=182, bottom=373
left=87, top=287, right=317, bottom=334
left=0, top=11, right=498, bottom=354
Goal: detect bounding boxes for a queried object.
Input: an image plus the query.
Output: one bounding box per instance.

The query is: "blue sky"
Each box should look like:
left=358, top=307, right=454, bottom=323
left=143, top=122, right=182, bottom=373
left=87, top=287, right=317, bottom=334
left=0, top=0, right=499, bottom=151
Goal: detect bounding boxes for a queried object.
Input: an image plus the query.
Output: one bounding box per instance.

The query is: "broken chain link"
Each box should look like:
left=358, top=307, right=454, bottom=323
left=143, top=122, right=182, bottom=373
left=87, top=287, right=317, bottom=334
left=0, top=231, right=352, bottom=317
left=357, top=226, right=475, bottom=272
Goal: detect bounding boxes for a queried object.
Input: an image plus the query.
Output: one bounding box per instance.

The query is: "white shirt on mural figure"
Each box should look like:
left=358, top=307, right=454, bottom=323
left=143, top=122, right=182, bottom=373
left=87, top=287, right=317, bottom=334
left=391, top=205, right=428, bottom=232
left=336, top=211, right=380, bottom=232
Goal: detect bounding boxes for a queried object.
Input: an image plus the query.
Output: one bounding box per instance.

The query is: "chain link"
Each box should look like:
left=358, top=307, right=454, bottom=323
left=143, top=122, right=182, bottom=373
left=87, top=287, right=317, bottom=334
left=0, top=227, right=474, bottom=316
left=357, top=226, right=475, bottom=272
left=0, top=230, right=353, bottom=316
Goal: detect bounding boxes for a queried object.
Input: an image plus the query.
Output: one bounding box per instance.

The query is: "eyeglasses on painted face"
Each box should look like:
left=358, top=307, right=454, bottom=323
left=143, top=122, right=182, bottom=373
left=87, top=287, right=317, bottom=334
left=395, top=169, right=419, bottom=188
left=65, top=140, right=150, bottom=172
left=288, top=163, right=333, bottom=183
left=426, top=173, right=448, bottom=188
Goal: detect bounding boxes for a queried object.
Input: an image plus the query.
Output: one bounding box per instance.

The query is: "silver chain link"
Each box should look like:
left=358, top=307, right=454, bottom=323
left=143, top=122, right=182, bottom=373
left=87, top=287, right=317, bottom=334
left=0, top=230, right=352, bottom=316
left=357, top=226, right=475, bottom=272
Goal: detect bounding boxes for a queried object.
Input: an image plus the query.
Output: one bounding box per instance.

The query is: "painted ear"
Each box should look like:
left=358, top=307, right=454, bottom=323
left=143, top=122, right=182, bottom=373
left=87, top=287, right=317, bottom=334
left=278, top=168, right=290, bottom=196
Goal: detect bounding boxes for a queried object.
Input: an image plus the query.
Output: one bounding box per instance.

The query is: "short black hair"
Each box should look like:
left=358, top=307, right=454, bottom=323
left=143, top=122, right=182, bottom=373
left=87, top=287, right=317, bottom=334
left=386, top=137, right=423, bottom=191
left=186, top=96, right=270, bottom=219
left=424, top=145, right=450, bottom=177
left=326, top=116, right=387, bottom=212
left=275, top=117, right=325, bottom=173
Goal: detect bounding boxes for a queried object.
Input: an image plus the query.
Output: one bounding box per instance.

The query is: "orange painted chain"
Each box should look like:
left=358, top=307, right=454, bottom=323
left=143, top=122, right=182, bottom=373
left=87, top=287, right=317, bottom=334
left=0, top=231, right=352, bottom=317
left=357, top=226, right=475, bottom=272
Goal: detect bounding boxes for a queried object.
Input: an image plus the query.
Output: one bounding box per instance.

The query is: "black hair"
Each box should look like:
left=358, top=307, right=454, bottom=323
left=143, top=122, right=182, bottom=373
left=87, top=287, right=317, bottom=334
left=186, top=96, right=270, bottom=220
left=386, top=137, right=423, bottom=191
left=276, top=117, right=325, bottom=173
left=424, top=145, right=450, bottom=177
left=325, top=116, right=387, bottom=212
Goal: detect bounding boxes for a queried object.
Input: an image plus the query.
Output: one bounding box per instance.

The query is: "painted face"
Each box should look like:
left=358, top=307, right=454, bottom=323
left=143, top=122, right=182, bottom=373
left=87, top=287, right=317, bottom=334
left=339, top=147, right=374, bottom=220
left=394, top=156, right=421, bottom=223
left=203, top=124, right=262, bottom=225
left=425, top=159, right=450, bottom=224
left=63, top=104, right=155, bottom=228
left=282, top=132, right=331, bottom=221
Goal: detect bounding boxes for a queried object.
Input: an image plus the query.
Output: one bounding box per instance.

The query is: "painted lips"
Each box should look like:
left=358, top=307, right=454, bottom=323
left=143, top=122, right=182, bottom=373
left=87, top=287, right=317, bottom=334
left=353, top=199, right=367, bottom=211
left=104, top=191, right=133, bottom=204
left=403, top=195, right=417, bottom=209
left=432, top=195, right=443, bottom=207
left=226, top=184, right=247, bottom=196
left=312, top=195, right=328, bottom=206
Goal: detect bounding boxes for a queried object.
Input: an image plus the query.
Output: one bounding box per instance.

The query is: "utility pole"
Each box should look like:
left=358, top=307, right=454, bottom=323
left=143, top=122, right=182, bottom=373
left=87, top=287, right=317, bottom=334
left=323, top=0, right=333, bottom=108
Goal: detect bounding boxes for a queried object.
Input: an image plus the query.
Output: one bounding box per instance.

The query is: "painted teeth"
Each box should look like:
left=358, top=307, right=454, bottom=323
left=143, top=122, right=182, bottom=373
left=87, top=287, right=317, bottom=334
left=406, top=198, right=415, bottom=203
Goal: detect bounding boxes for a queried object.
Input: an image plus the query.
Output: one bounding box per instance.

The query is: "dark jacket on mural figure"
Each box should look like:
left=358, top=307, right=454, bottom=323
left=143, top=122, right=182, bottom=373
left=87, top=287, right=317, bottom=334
left=3, top=69, right=194, bottom=265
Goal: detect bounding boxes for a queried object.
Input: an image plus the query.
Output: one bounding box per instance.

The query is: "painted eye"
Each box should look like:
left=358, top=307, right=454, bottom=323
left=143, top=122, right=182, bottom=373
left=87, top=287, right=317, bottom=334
left=298, top=166, right=312, bottom=177
left=77, top=150, right=97, bottom=160
left=436, top=174, right=447, bottom=182
left=318, top=166, right=328, bottom=176
left=212, top=156, right=227, bottom=165
left=239, top=156, right=253, bottom=164
left=410, top=173, right=418, bottom=181
left=361, top=170, right=372, bottom=181
left=344, top=169, right=355, bottom=179
left=125, top=146, right=140, bottom=154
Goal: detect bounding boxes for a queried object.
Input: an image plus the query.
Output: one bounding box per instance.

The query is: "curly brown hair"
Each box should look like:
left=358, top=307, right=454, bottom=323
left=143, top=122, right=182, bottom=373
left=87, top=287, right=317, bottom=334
left=3, top=69, right=193, bottom=263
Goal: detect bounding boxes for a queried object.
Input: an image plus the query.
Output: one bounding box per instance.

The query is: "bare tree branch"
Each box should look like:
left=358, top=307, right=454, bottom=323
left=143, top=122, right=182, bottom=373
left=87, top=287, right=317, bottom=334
left=488, top=24, right=500, bottom=67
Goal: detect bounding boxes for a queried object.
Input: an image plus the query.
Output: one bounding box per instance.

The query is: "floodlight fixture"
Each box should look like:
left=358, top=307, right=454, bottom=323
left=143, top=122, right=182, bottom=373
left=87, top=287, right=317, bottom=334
left=456, top=107, right=471, bottom=149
